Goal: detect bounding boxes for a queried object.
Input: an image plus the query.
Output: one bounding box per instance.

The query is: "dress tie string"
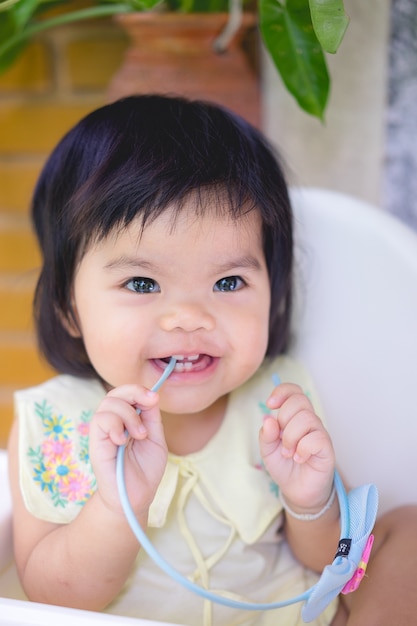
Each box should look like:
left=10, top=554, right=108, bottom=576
left=175, top=458, right=240, bottom=626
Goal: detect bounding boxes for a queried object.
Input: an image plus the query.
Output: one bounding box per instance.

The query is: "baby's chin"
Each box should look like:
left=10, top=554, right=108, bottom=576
left=159, top=392, right=229, bottom=419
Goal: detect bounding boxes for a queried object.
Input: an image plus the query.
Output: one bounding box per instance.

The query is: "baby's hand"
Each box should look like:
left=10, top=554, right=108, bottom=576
left=259, top=383, right=335, bottom=512
left=89, top=385, right=168, bottom=517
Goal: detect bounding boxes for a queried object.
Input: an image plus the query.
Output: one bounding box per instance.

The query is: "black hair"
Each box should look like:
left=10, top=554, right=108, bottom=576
left=32, top=94, right=293, bottom=378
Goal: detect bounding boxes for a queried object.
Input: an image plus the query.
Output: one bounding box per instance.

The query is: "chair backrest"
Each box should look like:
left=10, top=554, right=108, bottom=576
left=289, top=187, right=417, bottom=514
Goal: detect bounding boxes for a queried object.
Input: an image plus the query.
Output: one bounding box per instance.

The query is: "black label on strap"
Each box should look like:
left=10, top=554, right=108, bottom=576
left=335, top=538, right=352, bottom=559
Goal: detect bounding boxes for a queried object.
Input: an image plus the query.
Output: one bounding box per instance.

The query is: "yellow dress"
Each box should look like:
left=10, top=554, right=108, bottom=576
left=16, top=355, right=338, bottom=626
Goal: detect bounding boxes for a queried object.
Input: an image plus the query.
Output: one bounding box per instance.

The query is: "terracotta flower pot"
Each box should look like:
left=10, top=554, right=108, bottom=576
left=107, top=12, right=260, bottom=127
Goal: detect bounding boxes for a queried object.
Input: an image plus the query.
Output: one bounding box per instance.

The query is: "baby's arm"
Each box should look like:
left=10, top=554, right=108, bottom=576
left=8, top=385, right=167, bottom=610
left=259, top=383, right=340, bottom=572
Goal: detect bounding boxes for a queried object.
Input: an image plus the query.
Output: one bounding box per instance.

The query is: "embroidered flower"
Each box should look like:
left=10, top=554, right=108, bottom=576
left=78, top=411, right=92, bottom=463
left=77, top=422, right=90, bottom=437
left=46, top=453, right=78, bottom=484
left=58, top=470, right=96, bottom=503
left=28, top=401, right=96, bottom=508
left=33, top=463, right=55, bottom=493
left=256, top=401, right=280, bottom=498
left=43, top=413, right=73, bottom=441
left=41, top=438, right=73, bottom=460
left=258, top=401, right=272, bottom=421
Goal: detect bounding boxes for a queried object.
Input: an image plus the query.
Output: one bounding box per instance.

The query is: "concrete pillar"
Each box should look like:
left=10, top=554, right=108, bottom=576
left=383, top=0, right=417, bottom=230
left=262, top=0, right=391, bottom=209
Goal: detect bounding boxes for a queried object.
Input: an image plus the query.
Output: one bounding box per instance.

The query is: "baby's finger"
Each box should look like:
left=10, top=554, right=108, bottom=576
left=260, top=415, right=281, bottom=443
left=259, top=416, right=281, bottom=459
left=92, top=409, right=131, bottom=445
left=273, top=392, right=316, bottom=435
left=94, top=398, right=146, bottom=442
left=292, top=430, right=333, bottom=465
left=279, top=408, right=322, bottom=457
left=105, top=385, right=164, bottom=444
left=107, top=384, right=159, bottom=414
left=266, top=383, right=311, bottom=411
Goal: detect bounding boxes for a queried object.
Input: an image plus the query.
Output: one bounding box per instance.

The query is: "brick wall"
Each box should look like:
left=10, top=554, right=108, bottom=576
left=0, top=19, right=128, bottom=447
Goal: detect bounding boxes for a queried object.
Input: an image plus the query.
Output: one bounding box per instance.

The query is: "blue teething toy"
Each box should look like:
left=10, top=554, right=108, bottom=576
left=116, top=357, right=378, bottom=622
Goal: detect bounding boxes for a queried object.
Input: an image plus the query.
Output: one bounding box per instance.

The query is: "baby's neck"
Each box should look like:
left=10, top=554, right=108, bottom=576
left=162, top=395, right=228, bottom=456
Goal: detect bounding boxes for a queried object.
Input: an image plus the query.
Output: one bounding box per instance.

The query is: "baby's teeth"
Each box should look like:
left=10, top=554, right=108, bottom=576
left=174, top=361, right=195, bottom=372
left=171, top=354, right=199, bottom=362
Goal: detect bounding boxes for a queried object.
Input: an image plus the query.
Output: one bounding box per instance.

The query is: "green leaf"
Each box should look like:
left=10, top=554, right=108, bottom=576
left=113, top=0, right=160, bottom=10
left=0, top=2, right=135, bottom=74
left=0, top=13, right=21, bottom=71
left=166, top=0, right=228, bottom=12
left=0, top=0, right=41, bottom=73
left=0, top=0, right=21, bottom=12
left=309, top=0, right=349, bottom=53
left=259, top=0, right=329, bottom=120
left=9, top=0, right=43, bottom=28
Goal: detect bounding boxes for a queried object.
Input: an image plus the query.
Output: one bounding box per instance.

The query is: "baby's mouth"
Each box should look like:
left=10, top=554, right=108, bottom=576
left=159, top=354, right=210, bottom=372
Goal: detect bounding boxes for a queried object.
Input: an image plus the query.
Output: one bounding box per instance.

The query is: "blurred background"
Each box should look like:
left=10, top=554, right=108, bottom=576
left=0, top=0, right=415, bottom=448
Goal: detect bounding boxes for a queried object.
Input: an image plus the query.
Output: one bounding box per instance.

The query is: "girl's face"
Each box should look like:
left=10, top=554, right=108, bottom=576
left=70, top=200, right=271, bottom=418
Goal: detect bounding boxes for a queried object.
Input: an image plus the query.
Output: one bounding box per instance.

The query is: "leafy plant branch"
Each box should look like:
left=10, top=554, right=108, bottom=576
left=0, top=0, right=349, bottom=119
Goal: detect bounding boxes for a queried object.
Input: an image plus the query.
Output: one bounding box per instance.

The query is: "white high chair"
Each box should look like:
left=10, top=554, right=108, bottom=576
left=1, top=187, right=417, bottom=623
left=289, top=187, right=417, bottom=514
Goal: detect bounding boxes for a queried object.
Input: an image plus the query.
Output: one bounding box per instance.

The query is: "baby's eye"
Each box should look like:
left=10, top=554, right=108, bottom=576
left=125, top=277, right=160, bottom=294
left=214, top=276, right=245, bottom=292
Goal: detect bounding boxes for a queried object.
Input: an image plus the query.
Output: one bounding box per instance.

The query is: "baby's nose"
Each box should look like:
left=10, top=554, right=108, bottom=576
left=159, top=302, right=215, bottom=333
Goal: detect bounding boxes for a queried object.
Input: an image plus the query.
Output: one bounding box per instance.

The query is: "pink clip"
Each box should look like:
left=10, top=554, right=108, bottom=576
left=341, top=534, right=374, bottom=595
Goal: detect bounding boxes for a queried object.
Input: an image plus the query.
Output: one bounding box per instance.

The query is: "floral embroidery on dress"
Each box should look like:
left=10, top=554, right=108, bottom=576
left=255, top=401, right=279, bottom=498
left=27, top=400, right=96, bottom=508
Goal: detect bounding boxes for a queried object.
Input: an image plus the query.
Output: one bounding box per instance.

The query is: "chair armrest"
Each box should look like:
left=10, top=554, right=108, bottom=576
left=0, top=597, right=186, bottom=624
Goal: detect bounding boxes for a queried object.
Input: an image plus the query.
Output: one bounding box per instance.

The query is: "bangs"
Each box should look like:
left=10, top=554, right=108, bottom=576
left=71, top=182, right=260, bottom=256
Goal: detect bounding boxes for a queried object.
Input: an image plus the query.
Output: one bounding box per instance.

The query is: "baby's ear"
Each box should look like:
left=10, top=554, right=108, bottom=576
left=62, top=315, right=81, bottom=338
left=57, top=299, right=82, bottom=338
